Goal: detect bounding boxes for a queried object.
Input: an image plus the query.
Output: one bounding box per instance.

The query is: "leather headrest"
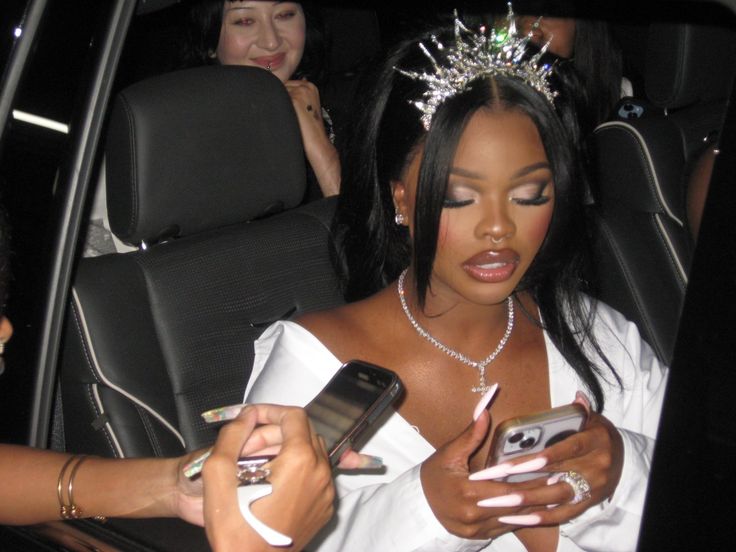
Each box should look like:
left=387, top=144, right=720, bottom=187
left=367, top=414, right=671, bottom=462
left=645, top=23, right=736, bottom=110
left=105, top=65, right=305, bottom=245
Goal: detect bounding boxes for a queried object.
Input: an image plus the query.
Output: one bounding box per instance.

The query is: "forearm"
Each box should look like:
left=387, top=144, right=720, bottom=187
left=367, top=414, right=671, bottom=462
left=305, top=138, right=341, bottom=197
left=0, top=445, right=180, bottom=525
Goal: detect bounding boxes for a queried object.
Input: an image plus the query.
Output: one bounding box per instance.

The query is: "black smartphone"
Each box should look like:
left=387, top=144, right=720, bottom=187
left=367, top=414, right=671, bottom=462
left=485, top=403, right=587, bottom=482
left=305, top=359, right=403, bottom=466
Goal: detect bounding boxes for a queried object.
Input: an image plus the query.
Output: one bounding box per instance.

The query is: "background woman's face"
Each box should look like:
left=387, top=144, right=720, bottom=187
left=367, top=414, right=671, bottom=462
left=217, top=1, right=306, bottom=83
left=517, top=15, right=576, bottom=59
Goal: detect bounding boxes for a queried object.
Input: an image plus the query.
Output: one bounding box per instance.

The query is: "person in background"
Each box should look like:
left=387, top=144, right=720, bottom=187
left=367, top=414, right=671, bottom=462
left=182, top=0, right=340, bottom=200
left=515, top=11, right=629, bottom=134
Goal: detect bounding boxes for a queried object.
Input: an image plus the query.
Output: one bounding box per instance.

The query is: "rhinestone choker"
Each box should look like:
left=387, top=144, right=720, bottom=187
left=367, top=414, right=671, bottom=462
left=397, top=269, right=514, bottom=394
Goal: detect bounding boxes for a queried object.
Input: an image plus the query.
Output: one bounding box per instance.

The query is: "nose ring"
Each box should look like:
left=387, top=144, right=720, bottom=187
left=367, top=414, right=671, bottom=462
left=491, top=237, right=504, bottom=244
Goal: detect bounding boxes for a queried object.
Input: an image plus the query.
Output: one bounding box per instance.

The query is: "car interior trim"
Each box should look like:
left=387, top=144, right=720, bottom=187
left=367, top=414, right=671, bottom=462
left=71, top=288, right=186, bottom=449
left=595, top=120, right=686, bottom=226
left=91, top=383, right=125, bottom=458
left=654, top=214, right=689, bottom=285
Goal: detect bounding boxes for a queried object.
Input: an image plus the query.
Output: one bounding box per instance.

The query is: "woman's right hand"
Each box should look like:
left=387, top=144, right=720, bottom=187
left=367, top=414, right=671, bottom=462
left=202, top=405, right=335, bottom=552
left=420, top=411, right=559, bottom=541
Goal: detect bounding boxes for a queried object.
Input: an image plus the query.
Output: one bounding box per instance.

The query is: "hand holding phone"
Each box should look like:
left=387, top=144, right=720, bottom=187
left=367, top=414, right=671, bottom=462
left=485, top=403, right=587, bottom=482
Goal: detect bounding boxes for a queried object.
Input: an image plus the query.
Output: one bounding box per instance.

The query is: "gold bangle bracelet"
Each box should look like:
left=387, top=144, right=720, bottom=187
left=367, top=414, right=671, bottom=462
left=57, top=455, right=80, bottom=520
left=65, top=455, right=88, bottom=519
left=56, top=454, right=107, bottom=522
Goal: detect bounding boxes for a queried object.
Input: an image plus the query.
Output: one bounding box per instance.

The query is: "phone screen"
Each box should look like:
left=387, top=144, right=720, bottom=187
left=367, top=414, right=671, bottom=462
left=304, top=361, right=401, bottom=462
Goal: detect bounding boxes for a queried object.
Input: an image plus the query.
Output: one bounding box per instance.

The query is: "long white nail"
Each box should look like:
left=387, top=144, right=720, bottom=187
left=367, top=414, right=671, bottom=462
left=477, top=493, right=523, bottom=508
left=473, top=383, right=499, bottom=421
left=469, top=462, right=513, bottom=481
left=506, top=457, right=548, bottom=474
left=499, top=514, right=541, bottom=526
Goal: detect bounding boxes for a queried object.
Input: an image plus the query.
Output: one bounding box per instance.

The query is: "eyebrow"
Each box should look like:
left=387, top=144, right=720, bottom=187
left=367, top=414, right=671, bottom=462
left=449, top=161, right=550, bottom=180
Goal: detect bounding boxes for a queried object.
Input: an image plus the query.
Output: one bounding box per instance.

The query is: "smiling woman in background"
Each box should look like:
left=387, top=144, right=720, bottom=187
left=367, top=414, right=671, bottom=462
left=183, top=0, right=340, bottom=200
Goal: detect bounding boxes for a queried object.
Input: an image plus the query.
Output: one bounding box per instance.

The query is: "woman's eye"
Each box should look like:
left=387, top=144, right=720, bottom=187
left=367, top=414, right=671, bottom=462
left=276, top=10, right=297, bottom=20
left=233, top=17, right=255, bottom=26
left=442, top=197, right=474, bottom=209
left=510, top=182, right=551, bottom=206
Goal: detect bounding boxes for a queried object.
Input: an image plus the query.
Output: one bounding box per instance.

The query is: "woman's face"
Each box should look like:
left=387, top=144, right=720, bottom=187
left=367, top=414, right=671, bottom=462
left=394, top=108, right=555, bottom=306
left=517, top=15, right=576, bottom=59
left=217, top=1, right=306, bottom=83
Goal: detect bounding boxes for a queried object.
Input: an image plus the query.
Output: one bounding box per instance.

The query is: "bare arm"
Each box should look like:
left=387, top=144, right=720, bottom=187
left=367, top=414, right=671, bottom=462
left=284, top=79, right=341, bottom=196
left=0, top=444, right=200, bottom=525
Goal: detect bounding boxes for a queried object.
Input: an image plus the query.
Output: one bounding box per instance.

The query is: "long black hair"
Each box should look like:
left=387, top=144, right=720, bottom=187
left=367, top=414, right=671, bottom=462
left=572, top=19, right=624, bottom=130
left=179, top=0, right=327, bottom=85
left=332, top=27, right=619, bottom=410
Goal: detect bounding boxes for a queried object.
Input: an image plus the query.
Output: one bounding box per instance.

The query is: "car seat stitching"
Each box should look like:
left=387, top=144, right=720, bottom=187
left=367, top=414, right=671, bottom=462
left=88, top=383, right=124, bottom=457
left=654, top=214, right=689, bottom=287
left=71, top=288, right=186, bottom=448
left=134, top=404, right=164, bottom=457
left=119, top=95, right=139, bottom=237
left=597, top=216, right=664, bottom=360
left=70, top=297, right=101, bottom=384
left=595, top=121, right=686, bottom=226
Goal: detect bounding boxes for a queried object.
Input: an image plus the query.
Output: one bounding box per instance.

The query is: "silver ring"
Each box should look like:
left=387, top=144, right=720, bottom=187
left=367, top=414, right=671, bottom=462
left=558, top=471, right=591, bottom=505
left=237, top=465, right=271, bottom=486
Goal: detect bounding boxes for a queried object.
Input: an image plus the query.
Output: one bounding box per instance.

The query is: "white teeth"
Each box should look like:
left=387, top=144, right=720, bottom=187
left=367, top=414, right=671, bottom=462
left=478, top=262, right=506, bottom=269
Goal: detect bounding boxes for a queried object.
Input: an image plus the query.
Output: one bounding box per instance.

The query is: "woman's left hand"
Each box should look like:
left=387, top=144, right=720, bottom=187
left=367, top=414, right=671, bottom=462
left=284, top=79, right=340, bottom=196
left=535, top=410, right=624, bottom=523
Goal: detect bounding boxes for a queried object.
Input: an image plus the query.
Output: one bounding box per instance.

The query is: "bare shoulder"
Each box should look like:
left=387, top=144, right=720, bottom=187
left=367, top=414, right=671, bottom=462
left=294, top=289, right=402, bottom=363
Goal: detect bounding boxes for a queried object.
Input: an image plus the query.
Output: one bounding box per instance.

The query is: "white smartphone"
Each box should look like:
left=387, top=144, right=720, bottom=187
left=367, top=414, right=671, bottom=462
left=485, top=403, right=588, bottom=482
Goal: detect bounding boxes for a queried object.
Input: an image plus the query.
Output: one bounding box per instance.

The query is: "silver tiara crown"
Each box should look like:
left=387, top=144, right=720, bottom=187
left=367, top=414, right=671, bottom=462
left=396, top=4, right=557, bottom=130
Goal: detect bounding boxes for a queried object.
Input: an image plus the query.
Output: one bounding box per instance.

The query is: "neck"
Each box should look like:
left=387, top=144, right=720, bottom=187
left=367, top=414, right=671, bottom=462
left=401, top=269, right=512, bottom=334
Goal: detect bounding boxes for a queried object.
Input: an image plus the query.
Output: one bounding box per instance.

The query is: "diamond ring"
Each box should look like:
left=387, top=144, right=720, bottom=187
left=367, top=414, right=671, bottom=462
left=558, top=470, right=592, bottom=505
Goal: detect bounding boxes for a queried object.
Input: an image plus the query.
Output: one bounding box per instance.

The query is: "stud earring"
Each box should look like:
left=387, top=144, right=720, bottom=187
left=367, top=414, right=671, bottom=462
left=395, top=213, right=406, bottom=225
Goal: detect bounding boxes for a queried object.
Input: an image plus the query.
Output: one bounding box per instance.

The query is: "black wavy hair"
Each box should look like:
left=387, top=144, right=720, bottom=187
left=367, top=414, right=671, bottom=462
left=332, top=27, right=619, bottom=410
left=179, top=0, right=327, bottom=85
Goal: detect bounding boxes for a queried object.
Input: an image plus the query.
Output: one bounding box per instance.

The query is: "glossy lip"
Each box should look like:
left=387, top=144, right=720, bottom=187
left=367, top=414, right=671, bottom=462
left=462, top=249, right=520, bottom=283
left=252, top=52, right=286, bottom=71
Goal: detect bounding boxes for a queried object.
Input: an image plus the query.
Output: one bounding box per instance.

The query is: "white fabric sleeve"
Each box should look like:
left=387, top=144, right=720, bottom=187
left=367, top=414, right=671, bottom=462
left=311, top=465, right=490, bottom=552
left=559, top=303, right=669, bottom=551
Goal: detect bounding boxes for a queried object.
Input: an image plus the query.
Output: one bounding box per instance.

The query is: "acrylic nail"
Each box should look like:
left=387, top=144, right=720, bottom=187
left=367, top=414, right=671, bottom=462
left=201, top=404, right=246, bottom=423
left=574, top=391, right=592, bottom=415
left=469, top=462, right=513, bottom=481
left=477, top=493, right=523, bottom=508
left=506, top=457, right=548, bottom=474
left=473, top=383, right=499, bottom=421
left=547, top=473, right=563, bottom=486
left=498, top=514, right=542, bottom=526
left=359, top=455, right=384, bottom=469
left=182, top=449, right=212, bottom=478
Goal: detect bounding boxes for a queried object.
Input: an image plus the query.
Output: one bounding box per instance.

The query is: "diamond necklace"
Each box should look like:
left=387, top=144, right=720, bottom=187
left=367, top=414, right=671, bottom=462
left=397, top=269, right=514, bottom=394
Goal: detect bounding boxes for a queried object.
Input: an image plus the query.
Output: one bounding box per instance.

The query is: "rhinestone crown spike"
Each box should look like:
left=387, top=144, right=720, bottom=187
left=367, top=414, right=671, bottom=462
left=395, top=3, right=557, bottom=130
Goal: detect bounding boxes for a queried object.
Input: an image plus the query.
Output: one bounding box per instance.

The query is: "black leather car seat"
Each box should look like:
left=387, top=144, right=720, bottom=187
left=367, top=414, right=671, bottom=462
left=59, top=66, right=344, bottom=458
left=589, top=22, right=736, bottom=365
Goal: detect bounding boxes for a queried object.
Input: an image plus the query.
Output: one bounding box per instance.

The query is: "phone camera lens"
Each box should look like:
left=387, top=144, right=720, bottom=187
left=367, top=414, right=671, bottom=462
left=520, top=437, right=536, bottom=449
left=508, top=433, right=524, bottom=444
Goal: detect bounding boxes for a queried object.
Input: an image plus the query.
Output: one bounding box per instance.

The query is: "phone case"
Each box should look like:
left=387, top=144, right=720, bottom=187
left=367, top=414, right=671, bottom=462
left=486, top=403, right=587, bottom=482
left=306, top=360, right=403, bottom=466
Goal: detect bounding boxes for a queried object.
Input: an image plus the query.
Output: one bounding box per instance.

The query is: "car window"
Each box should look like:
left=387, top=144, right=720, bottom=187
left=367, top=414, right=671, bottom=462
left=0, top=0, right=113, bottom=444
